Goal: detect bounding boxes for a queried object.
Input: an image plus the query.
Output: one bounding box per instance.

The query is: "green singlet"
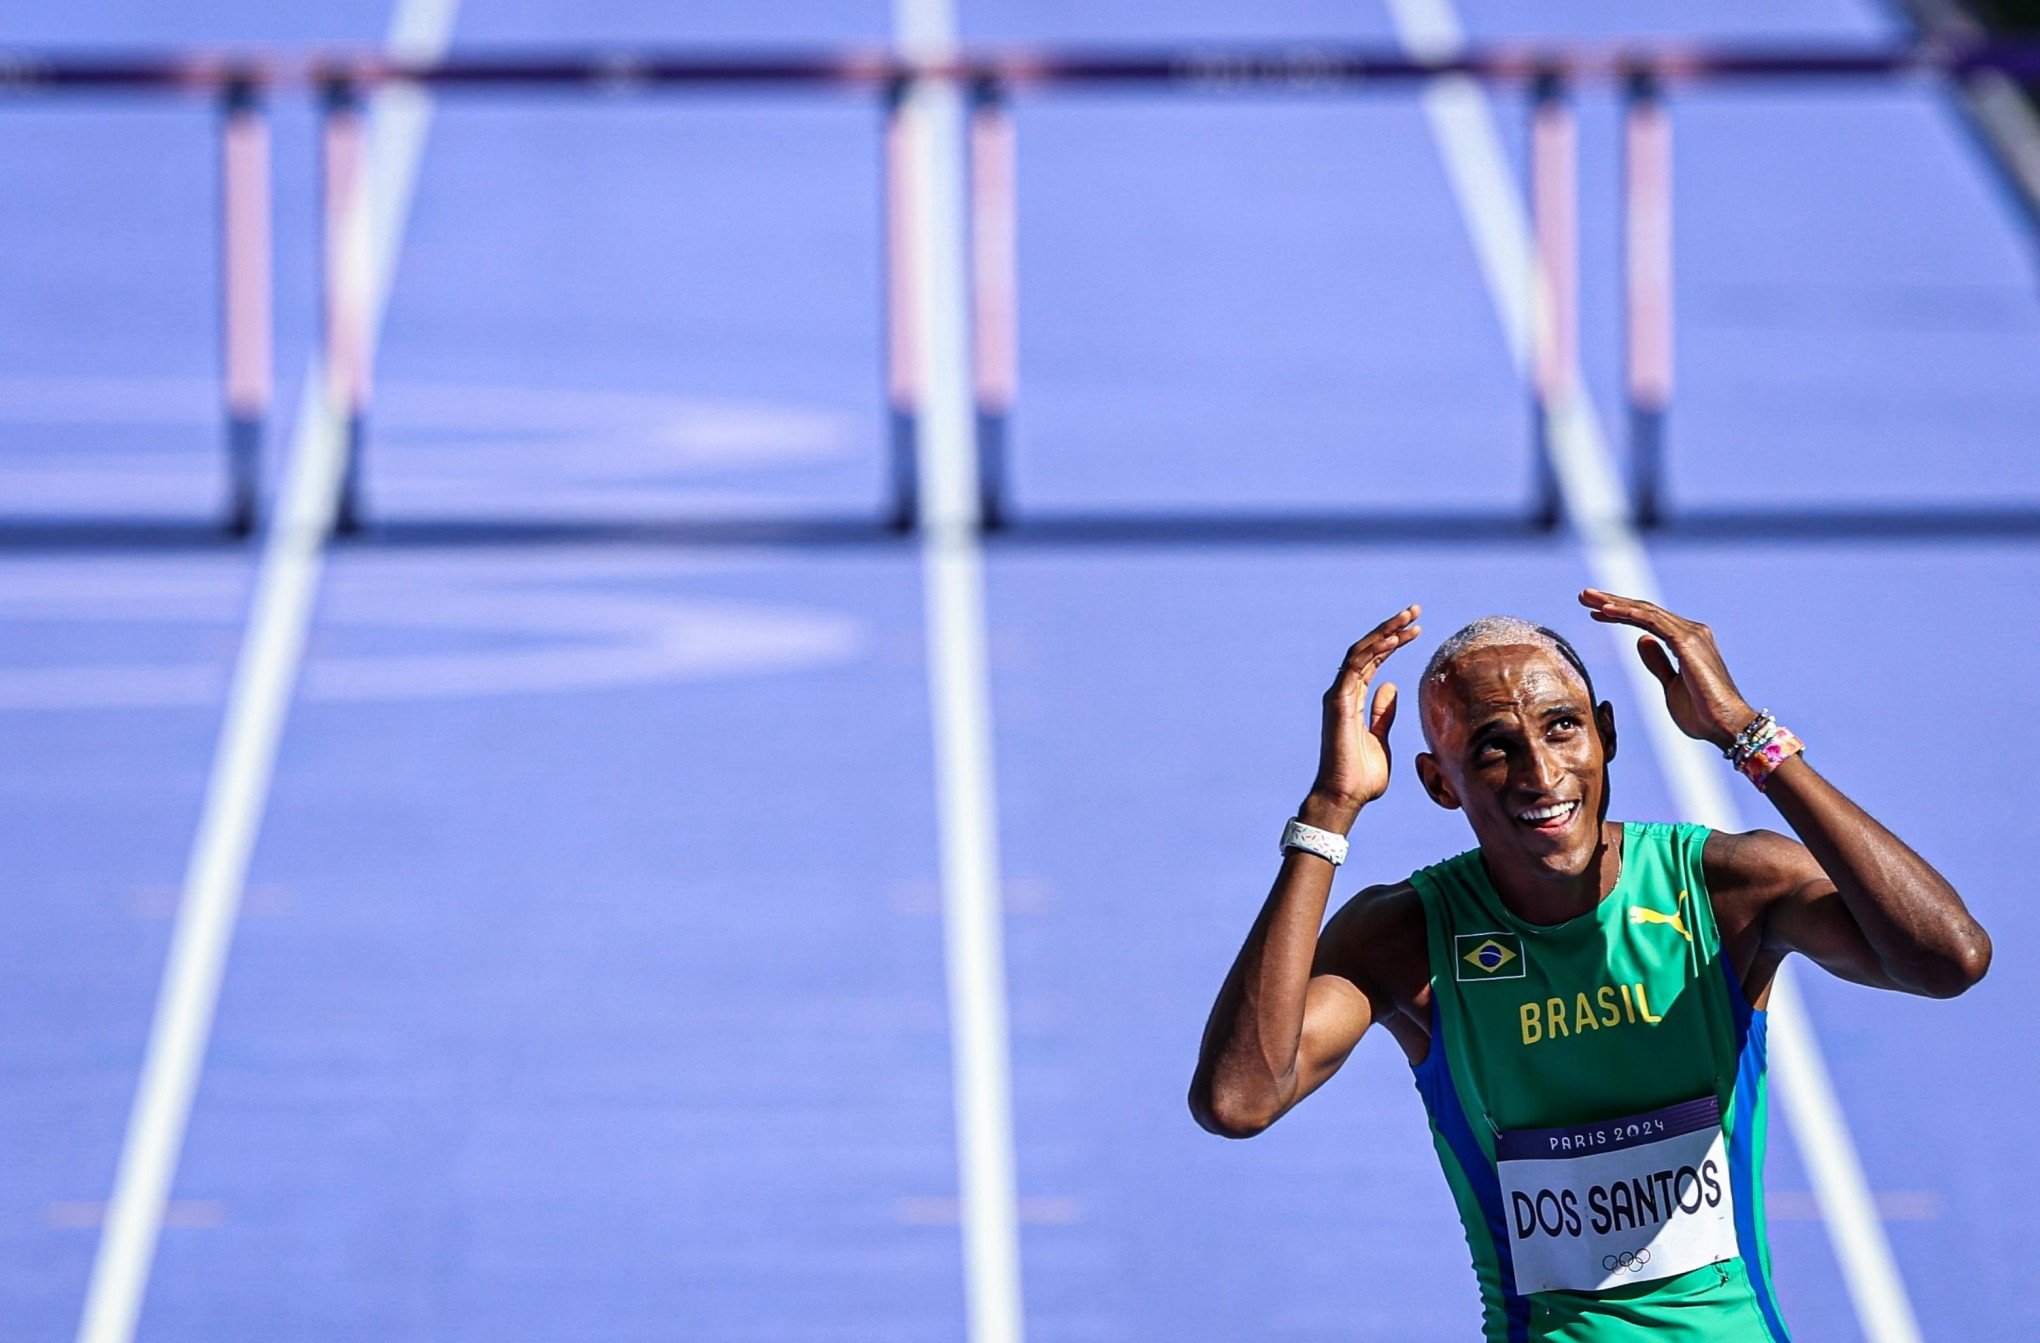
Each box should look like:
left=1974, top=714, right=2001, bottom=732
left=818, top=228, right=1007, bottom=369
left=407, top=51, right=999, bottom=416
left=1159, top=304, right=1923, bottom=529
left=1408, top=821, right=1789, bottom=1342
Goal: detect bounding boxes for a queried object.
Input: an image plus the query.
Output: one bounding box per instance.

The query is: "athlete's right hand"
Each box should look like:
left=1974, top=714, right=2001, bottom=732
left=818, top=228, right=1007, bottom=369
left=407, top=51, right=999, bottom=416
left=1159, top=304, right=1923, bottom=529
left=1302, top=605, right=1421, bottom=834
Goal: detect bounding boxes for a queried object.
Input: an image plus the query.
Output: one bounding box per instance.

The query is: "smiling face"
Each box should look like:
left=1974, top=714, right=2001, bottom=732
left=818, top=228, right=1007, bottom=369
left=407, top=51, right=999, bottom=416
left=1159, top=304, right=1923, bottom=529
left=1415, top=643, right=1617, bottom=885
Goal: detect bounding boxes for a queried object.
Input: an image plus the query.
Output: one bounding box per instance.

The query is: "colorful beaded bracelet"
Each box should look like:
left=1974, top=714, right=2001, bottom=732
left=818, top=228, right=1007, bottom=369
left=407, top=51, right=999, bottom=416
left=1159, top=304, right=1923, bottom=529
left=1732, top=718, right=1780, bottom=767
left=1724, top=709, right=1776, bottom=763
left=1736, top=727, right=1804, bottom=792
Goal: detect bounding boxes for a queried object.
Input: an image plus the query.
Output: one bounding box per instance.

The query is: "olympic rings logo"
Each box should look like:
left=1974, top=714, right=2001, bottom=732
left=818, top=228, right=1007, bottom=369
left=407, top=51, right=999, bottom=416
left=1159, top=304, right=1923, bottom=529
left=1602, top=1248, right=1653, bottom=1273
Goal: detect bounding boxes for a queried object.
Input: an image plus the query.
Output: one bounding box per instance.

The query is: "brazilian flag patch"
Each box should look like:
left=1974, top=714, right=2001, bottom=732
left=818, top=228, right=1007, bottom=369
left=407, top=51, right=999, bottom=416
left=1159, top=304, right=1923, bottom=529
left=1455, top=932, right=1526, bottom=981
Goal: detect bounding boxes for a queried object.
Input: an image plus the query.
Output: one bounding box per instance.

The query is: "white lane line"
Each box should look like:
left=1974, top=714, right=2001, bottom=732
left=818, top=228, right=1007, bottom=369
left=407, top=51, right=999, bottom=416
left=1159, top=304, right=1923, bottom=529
left=894, top=0, right=1026, bottom=1340
left=73, top=3, right=460, bottom=1341
left=1381, top=1, right=1924, bottom=1340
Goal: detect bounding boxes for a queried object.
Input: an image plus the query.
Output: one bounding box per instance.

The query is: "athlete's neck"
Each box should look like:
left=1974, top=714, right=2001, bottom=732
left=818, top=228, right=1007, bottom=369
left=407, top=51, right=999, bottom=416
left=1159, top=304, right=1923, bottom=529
left=1483, top=821, right=1625, bottom=926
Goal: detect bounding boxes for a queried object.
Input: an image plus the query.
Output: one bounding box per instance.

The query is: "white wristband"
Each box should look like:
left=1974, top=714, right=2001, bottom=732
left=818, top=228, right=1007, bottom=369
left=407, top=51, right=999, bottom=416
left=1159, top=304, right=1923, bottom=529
left=1280, top=817, right=1349, bottom=867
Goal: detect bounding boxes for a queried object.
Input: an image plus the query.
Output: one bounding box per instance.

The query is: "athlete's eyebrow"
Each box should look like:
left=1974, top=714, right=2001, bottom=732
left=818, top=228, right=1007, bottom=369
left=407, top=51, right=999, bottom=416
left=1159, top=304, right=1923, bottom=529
left=1462, top=696, right=1587, bottom=752
left=1464, top=716, right=1518, bottom=752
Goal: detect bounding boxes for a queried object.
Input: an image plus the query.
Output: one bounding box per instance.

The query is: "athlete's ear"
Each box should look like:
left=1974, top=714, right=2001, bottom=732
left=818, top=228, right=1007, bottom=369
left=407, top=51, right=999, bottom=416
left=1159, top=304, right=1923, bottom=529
left=1415, top=752, right=1460, bottom=810
left=1596, top=699, right=1617, bottom=762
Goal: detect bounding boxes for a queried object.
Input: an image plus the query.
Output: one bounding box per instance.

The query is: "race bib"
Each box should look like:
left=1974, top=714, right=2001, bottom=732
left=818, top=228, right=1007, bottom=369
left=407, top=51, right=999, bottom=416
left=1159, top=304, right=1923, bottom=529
left=1495, top=1095, right=1738, bottom=1295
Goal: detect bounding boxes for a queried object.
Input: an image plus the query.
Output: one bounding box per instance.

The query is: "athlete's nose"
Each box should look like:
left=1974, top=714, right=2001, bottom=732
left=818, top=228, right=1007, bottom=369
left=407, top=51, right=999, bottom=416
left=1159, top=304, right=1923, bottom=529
left=1519, top=739, right=1567, bottom=798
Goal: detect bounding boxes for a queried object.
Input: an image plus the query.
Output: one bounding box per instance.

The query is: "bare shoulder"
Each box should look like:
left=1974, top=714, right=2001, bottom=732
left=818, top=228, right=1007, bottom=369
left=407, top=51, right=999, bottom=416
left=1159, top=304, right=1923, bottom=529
left=1703, top=827, right=1824, bottom=901
left=1702, top=827, right=1827, bottom=946
left=1313, top=879, right=1429, bottom=1003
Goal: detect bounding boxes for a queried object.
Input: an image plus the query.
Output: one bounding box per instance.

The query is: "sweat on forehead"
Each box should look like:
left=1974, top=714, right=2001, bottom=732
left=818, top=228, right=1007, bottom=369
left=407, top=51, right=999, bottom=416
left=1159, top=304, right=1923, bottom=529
left=1418, top=616, right=1597, bottom=739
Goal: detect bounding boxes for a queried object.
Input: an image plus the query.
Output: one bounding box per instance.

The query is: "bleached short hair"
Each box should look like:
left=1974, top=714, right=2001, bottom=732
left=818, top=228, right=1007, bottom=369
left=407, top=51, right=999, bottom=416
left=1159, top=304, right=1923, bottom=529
left=1418, top=616, right=1598, bottom=747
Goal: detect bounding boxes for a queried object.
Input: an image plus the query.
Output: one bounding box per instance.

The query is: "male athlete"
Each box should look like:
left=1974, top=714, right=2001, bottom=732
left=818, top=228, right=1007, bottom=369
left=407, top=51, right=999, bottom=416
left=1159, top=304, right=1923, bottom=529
left=1190, top=592, right=1990, bottom=1341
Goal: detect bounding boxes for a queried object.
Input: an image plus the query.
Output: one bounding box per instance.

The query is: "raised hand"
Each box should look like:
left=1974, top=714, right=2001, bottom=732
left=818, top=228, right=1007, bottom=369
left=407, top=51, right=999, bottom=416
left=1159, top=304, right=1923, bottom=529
left=1578, top=589, right=1757, bottom=749
left=1304, top=606, right=1421, bottom=832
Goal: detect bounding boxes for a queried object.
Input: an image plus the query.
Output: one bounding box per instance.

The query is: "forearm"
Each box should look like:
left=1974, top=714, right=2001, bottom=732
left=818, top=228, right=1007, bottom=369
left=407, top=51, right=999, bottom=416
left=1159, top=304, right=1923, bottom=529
left=1194, top=607, right=1417, bottom=1132
left=1191, top=795, right=1355, bottom=1131
left=1762, top=755, right=1991, bottom=995
left=1573, top=591, right=1991, bottom=996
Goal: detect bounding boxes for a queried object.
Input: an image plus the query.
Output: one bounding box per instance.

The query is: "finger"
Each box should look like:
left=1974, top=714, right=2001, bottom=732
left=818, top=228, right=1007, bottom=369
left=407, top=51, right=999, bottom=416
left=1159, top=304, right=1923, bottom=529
left=1369, top=681, right=1400, bottom=742
left=1368, top=603, right=1421, bottom=637
left=1580, top=588, right=1665, bottom=621
left=1368, top=619, right=1421, bottom=659
left=1351, top=608, right=1421, bottom=659
left=1582, top=588, right=1696, bottom=633
left=1357, top=624, right=1422, bottom=684
left=1580, top=590, right=1685, bottom=642
left=1636, top=636, right=1680, bottom=689
left=1332, top=615, right=1423, bottom=690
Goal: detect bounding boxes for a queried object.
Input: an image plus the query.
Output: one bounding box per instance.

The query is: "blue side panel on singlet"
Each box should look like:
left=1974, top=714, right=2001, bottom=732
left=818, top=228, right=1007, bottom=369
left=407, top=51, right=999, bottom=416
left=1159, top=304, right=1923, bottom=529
left=1723, top=959, right=1791, bottom=1343
left=1414, top=1002, right=1532, bottom=1343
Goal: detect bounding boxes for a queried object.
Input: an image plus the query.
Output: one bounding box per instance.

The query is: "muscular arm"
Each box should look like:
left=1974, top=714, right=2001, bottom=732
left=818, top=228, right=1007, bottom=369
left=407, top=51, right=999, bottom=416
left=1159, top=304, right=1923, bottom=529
left=1707, top=756, right=1991, bottom=999
left=1580, top=588, right=1991, bottom=1001
left=1188, top=843, right=1405, bottom=1138
left=1189, top=607, right=1420, bottom=1138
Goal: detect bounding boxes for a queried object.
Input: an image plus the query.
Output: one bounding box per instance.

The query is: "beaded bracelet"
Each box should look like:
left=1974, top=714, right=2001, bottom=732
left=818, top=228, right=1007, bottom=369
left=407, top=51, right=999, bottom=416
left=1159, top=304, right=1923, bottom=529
left=1733, top=718, right=1781, bottom=767
left=1724, top=709, right=1776, bottom=763
left=1736, top=727, right=1804, bottom=792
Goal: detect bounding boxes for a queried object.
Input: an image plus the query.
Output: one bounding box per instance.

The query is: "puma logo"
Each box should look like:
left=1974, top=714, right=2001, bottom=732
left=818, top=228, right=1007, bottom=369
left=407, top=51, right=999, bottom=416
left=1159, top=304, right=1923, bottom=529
left=1629, top=890, right=1693, bottom=944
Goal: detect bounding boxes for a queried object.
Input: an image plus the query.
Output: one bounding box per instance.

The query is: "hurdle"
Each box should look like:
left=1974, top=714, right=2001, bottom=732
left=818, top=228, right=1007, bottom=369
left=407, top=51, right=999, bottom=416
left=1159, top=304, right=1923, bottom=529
left=1529, top=70, right=1575, bottom=532
left=883, top=76, right=921, bottom=532
left=1623, top=69, right=1674, bottom=528
left=218, top=75, right=272, bottom=537
left=967, top=76, right=1018, bottom=532
left=5, top=40, right=2040, bottom=537
left=319, top=77, right=371, bottom=536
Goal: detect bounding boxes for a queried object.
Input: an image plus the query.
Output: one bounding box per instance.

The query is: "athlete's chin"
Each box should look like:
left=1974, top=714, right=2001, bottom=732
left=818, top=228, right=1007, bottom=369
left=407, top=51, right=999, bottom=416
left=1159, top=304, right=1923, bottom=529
left=1523, top=843, right=1598, bottom=879
left=1510, top=825, right=1600, bottom=878
left=1476, top=824, right=1598, bottom=881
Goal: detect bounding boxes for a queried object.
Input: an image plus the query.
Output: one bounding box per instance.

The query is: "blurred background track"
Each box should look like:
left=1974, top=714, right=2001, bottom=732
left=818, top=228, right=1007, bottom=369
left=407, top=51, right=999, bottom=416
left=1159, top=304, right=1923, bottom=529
left=2, top=0, right=2036, bottom=1339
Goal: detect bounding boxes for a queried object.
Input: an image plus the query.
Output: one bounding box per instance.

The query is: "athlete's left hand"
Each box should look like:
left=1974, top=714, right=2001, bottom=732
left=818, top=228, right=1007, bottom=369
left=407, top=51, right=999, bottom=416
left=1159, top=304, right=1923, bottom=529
left=1577, top=590, right=1758, bottom=750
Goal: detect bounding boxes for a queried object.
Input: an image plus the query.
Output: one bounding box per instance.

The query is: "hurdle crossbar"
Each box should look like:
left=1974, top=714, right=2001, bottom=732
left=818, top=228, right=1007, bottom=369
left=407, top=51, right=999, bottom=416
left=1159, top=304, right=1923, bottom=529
left=9, top=41, right=2040, bottom=93
left=6, top=38, right=2038, bottom=536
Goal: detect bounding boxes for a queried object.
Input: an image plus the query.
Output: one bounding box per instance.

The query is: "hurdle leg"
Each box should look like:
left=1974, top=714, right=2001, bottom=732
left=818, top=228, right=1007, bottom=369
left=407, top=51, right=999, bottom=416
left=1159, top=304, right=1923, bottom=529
left=321, top=80, right=370, bottom=536
left=1623, top=70, right=1673, bottom=529
left=1529, top=73, right=1576, bottom=532
left=220, top=79, right=271, bottom=537
left=883, top=79, right=920, bottom=533
left=968, top=79, right=1017, bottom=532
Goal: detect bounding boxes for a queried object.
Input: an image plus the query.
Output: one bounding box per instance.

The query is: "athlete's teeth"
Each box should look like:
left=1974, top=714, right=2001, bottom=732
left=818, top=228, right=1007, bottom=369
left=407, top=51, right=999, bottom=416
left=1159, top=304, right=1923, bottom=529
left=1518, top=801, right=1577, bottom=823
